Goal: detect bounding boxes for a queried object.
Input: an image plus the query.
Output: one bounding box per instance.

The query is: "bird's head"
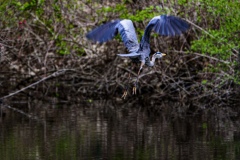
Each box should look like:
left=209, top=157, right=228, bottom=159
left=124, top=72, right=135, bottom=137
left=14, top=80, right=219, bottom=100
left=153, top=52, right=166, bottom=59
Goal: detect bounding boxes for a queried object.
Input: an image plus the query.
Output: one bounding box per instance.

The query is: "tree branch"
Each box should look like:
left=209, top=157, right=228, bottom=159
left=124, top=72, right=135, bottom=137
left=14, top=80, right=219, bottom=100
left=0, top=69, right=75, bottom=100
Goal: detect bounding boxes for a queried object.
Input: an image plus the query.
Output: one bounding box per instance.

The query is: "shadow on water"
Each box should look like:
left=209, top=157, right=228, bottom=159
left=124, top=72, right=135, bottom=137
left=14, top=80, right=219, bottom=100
left=1, top=99, right=240, bottom=160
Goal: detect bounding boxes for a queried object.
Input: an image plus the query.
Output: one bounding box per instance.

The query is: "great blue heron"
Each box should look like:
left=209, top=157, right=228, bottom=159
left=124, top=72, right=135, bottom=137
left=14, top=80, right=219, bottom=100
left=86, top=15, right=189, bottom=98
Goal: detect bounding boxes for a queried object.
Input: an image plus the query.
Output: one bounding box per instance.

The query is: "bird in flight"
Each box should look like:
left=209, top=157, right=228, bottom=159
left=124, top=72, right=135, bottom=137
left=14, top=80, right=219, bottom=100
left=86, top=15, right=190, bottom=99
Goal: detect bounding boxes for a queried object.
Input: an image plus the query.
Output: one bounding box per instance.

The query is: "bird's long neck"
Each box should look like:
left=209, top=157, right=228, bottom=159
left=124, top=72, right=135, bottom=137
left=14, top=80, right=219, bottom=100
left=146, top=55, right=157, bottom=67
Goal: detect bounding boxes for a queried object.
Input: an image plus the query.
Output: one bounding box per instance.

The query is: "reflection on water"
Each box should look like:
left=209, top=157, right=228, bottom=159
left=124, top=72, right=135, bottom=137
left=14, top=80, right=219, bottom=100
left=0, top=100, right=240, bottom=160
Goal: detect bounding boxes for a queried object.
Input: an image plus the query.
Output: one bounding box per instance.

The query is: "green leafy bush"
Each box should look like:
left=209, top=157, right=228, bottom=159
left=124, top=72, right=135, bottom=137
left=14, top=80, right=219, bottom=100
left=189, top=0, right=240, bottom=59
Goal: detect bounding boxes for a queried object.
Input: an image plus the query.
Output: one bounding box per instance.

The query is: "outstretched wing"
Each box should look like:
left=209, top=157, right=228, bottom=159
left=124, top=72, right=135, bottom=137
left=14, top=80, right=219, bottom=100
left=118, top=20, right=139, bottom=52
left=86, top=19, right=139, bottom=53
left=86, top=20, right=121, bottom=43
left=141, top=15, right=190, bottom=43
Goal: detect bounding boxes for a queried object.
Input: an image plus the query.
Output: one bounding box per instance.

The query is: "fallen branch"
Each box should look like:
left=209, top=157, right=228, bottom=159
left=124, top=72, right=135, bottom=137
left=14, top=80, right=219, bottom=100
left=1, top=104, right=42, bottom=121
left=0, top=69, right=75, bottom=100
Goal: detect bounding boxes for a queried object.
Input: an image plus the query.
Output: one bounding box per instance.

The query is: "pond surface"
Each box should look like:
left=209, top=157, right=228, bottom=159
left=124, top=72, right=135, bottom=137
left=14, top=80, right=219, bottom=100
left=0, top=100, right=240, bottom=160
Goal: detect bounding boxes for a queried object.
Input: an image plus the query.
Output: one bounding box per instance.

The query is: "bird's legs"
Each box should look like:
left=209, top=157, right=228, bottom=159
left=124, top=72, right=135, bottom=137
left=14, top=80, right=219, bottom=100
left=121, top=62, right=144, bottom=98
left=132, top=62, right=144, bottom=95
left=121, top=73, right=131, bottom=99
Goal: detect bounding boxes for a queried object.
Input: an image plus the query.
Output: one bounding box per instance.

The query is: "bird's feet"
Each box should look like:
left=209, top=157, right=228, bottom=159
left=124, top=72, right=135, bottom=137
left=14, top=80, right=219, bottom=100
left=121, top=89, right=128, bottom=99
left=132, top=82, right=138, bottom=95
left=132, top=87, right=137, bottom=95
left=121, top=82, right=138, bottom=99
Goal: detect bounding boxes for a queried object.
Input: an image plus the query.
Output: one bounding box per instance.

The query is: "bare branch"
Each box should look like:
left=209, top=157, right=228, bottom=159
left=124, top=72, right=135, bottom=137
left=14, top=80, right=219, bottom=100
left=0, top=69, right=75, bottom=100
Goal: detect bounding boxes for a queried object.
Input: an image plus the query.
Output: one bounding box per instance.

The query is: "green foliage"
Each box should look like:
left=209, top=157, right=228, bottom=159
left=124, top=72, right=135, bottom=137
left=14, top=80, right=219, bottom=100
left=12, top=0, right=45, bottom=17
left=97, top=4, right=163, bottom=22
left=189, top=0, right=240, bottom=60
left=201, top=80, right=207, bottom=85
left=127, top=6, right=162, bottom=22
left=177, top=0, right=188, bottom=6
left=175, top=0, right=240, bottom=84
left=0, top=0, right=19, bottom=27
left=56, top=35, right=70, bottom=55
left=9, top=0, right=81, bottom=55
left=202, top=122, right=207, bottom=129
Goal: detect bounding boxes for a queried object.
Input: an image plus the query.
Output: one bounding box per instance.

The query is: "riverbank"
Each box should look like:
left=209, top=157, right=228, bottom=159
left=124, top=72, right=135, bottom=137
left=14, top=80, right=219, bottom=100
left=0, top=0, right=239, bottom=114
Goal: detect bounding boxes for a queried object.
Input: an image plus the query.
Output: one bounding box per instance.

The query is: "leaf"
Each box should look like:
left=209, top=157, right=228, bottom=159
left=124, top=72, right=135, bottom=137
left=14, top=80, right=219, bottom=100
left=201, top=80, right=208, bottom=85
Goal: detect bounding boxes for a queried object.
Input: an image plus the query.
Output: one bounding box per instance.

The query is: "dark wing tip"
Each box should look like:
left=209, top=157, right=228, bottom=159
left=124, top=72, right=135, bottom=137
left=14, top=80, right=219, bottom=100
left=153, top=15, right=190, bottom=36
left=168, top=15, right=190, bottom=34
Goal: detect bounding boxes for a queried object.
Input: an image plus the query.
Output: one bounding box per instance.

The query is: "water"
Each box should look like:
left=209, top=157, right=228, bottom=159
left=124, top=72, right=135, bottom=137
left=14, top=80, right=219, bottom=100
left=0, top=100, right=240, bottom=160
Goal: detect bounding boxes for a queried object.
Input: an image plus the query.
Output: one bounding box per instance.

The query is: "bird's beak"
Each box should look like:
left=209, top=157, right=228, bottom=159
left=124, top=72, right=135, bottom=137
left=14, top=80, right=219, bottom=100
left=162, top=53, right=166, bottom=56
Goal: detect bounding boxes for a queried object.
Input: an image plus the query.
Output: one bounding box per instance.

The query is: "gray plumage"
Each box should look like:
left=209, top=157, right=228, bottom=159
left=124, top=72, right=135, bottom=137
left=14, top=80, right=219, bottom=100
left=86, top=15, right=189, bottom=67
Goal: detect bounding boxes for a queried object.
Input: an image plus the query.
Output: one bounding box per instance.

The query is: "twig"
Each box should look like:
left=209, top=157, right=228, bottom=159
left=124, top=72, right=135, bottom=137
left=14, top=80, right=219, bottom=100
left=30, top=13, right=54, bottom=37
left=0, top=69, right=74, bottom=100
left=1, top=104, right=41, bottom=121
left=117, top=65, right=137, bottom=77
left=173, top=50, right=230, bottom=64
